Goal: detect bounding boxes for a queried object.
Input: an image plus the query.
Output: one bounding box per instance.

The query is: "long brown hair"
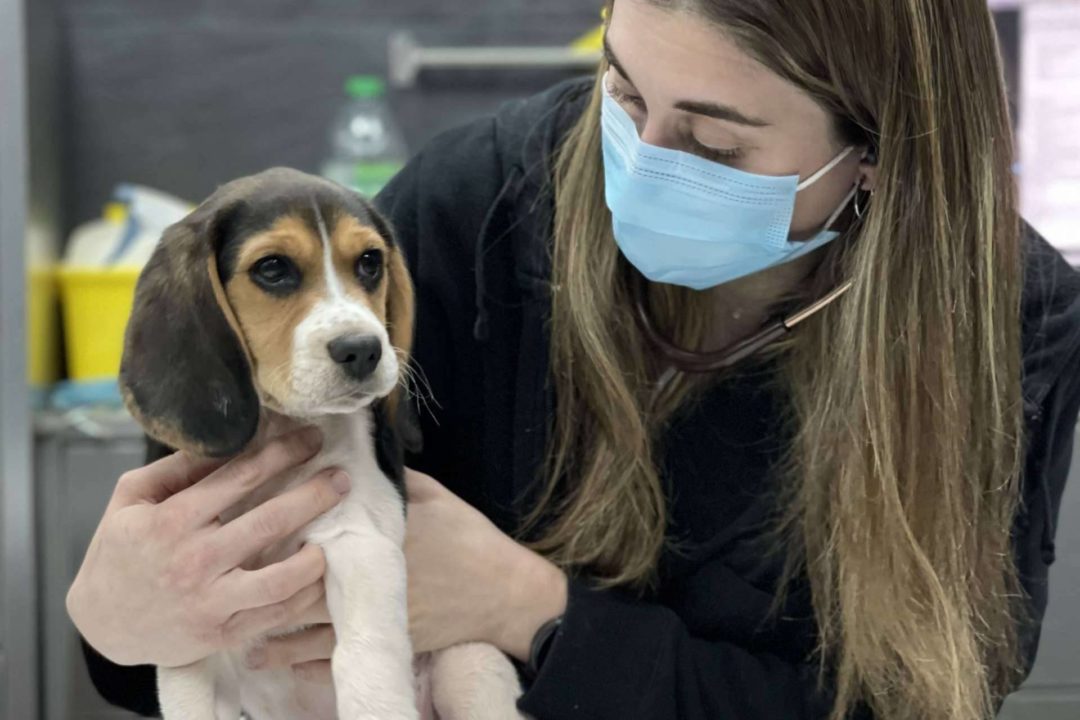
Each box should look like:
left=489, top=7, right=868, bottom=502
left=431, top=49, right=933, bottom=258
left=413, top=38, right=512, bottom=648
left=528, top=1, right=1025, bottom=718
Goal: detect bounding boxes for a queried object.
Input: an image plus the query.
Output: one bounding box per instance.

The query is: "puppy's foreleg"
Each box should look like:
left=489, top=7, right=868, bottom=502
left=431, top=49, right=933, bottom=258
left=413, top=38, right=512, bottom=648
left=158, top=658, right=229, bottom=720
left=430, top=642, right=529, bottom=720
left=322, top=528, right=418, bottom=720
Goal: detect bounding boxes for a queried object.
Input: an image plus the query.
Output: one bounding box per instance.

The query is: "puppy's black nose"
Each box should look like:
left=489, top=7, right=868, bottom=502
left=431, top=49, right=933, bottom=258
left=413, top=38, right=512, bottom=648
left=327, top=334, right=382, bottom=381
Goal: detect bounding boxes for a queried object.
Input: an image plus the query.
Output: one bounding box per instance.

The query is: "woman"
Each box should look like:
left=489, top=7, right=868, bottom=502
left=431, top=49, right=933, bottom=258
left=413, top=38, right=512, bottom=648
left=69, top=1, right=1080, bottom=718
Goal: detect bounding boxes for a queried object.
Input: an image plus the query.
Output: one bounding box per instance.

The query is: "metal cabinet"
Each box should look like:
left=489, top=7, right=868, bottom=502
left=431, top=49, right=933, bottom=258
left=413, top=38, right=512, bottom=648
left=35, top=413, right=145, bottom=720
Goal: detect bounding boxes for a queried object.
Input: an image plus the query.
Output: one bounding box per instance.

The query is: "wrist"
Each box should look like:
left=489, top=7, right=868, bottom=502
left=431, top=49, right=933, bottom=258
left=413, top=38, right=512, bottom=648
left=490, top=545, right=567, bottom=662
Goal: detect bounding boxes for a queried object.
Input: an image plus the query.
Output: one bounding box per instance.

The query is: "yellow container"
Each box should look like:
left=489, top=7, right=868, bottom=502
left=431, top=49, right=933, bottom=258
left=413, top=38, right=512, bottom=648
left=27, top=266, right=61, bottom=387
left=57, top=267, right=141, bottom=381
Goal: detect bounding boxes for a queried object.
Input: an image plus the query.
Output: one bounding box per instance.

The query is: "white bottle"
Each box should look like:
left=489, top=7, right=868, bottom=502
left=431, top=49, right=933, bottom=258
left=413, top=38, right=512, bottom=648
left=320, top=75, right=408, bottom=197
left=63, top=203, right=128, bottom=267
left=109, top=184, right=192, bottom=268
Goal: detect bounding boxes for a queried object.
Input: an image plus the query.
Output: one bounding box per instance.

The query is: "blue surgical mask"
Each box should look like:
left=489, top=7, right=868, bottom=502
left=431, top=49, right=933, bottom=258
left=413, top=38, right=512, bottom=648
left=600, top=76, right=857, bottom=290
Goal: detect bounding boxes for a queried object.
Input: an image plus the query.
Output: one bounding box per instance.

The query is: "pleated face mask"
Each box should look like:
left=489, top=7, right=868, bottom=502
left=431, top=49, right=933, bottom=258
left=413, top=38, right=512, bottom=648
left=600, top=75, right=856, bottom=290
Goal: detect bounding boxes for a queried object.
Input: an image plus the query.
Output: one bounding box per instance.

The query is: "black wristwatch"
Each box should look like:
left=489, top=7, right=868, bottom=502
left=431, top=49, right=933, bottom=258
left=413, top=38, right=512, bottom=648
left=526, top=615, right=564, bottom=679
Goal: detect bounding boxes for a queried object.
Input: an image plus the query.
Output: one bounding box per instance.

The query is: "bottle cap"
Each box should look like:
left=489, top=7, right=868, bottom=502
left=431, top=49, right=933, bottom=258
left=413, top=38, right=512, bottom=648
left=345, top=75, right=386, bottom=99
left=103, top=202, right=128, bottom=224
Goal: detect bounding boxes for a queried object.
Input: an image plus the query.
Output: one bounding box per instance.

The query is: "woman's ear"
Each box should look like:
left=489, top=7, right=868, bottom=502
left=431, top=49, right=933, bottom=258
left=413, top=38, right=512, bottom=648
left=119, top=197, right=260, bottom=458
left=858, top=146, right=879, bottom=192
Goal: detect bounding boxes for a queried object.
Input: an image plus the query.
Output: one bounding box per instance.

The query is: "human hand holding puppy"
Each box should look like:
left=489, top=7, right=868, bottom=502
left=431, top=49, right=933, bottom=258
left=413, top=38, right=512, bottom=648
left=68, top=432, right=567, bottom=684
left=66, top=426, right=348, bottom=669
left=250, top=468, right=569, bottom=686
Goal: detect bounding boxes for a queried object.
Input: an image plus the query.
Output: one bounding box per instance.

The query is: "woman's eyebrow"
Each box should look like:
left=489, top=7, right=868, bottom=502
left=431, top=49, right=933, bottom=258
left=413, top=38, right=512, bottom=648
left=603, top=36, right=770, bottom=129
left=674, top=99, right=770, bottom=128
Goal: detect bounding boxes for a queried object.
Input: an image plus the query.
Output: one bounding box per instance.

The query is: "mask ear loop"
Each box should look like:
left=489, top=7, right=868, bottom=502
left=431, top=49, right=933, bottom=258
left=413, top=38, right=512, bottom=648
left=824, top=186, right=858, bottom=231
left=796, top=145, right=856, bottom=192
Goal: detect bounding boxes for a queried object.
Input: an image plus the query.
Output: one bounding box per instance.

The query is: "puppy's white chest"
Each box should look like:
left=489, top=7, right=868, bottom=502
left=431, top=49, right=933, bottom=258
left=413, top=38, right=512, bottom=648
left=306, top=414, right=406, bottom=545
left=220, top=411, right=406, bottom=571
left=198, top=410, right=411, bottom=720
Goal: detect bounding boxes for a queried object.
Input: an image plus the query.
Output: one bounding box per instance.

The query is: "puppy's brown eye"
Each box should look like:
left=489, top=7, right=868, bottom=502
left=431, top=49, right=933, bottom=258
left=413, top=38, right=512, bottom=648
left=251, top=255, right=300, bottom=294
left=355, top=250, right=383, bottom=283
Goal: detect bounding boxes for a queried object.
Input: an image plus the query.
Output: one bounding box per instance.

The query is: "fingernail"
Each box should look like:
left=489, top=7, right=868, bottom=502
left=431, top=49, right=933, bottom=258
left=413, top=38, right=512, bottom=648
left=300, top=426, right=323, bottom=451
left=330, top=471, right=350, bottom=495
left=245, top=647, right=266, bottom=669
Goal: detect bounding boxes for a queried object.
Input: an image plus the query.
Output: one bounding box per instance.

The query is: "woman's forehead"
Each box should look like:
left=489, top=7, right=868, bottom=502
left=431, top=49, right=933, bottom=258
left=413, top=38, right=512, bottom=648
left=605, top=0, right=831, bottom=134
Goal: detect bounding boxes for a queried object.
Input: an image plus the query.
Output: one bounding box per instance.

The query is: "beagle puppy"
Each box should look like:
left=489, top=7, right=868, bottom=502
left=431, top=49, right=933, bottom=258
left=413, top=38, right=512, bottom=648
left=120, top=168, right=526, bottom=720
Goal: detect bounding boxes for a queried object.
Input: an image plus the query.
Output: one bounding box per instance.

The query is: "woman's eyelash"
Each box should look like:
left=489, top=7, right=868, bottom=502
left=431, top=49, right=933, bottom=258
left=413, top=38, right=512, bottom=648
left=607, top=83, right=647, bottom=110
left=688, top=138, right=742, bottom=163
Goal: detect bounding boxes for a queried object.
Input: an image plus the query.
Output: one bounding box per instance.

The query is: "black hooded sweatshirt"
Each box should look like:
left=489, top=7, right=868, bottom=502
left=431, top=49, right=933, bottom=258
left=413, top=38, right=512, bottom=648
left=82, top=78, right=1080, bottom=719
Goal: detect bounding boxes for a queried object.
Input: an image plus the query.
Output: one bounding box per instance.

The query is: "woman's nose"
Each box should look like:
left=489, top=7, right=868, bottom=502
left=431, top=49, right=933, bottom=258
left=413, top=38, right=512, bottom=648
left=637, top=118, right=675, bottom=151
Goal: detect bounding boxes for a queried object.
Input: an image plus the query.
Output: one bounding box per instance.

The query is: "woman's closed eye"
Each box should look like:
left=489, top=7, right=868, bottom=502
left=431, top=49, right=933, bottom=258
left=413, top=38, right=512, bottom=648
left=607, top=81, right=647, bottom=113
left=607, top=80, right=744, bottom=164
left=686, top=136, right=742, bottom=163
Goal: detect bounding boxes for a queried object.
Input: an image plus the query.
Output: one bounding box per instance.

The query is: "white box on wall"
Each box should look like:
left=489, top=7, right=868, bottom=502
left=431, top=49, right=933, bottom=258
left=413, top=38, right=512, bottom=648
left=1019, top=1, right=1080, bottom=264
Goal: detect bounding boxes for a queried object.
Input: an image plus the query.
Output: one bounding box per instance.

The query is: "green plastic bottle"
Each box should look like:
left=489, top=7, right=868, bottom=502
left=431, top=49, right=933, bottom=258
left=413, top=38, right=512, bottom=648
left=321, top=75, right=408, bottom=197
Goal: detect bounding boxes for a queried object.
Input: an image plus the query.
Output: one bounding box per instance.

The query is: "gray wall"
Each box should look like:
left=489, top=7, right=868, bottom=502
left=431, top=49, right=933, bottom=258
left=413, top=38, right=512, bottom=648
left=53, top=0, right=602, bottom=232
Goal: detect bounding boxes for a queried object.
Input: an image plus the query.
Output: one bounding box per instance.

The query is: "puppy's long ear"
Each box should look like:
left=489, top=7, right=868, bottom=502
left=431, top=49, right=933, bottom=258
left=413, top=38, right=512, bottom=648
left=368, top=206, right=421, bottom=454
left=120, top=196, right=259, bottom=458
left=371, top=211, right=414, bottom=361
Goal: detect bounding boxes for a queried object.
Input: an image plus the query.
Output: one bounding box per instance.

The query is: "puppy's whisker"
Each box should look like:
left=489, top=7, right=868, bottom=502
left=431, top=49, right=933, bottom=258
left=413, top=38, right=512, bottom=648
left=391, top=351, right=439, bottom=423
left=410, top=382, right=438, bottom=425
left=392, top=349, right=431, bottom=399
left=395, top=364, right=419, bottom=398
left=404, top=356, right=439, bottom=410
